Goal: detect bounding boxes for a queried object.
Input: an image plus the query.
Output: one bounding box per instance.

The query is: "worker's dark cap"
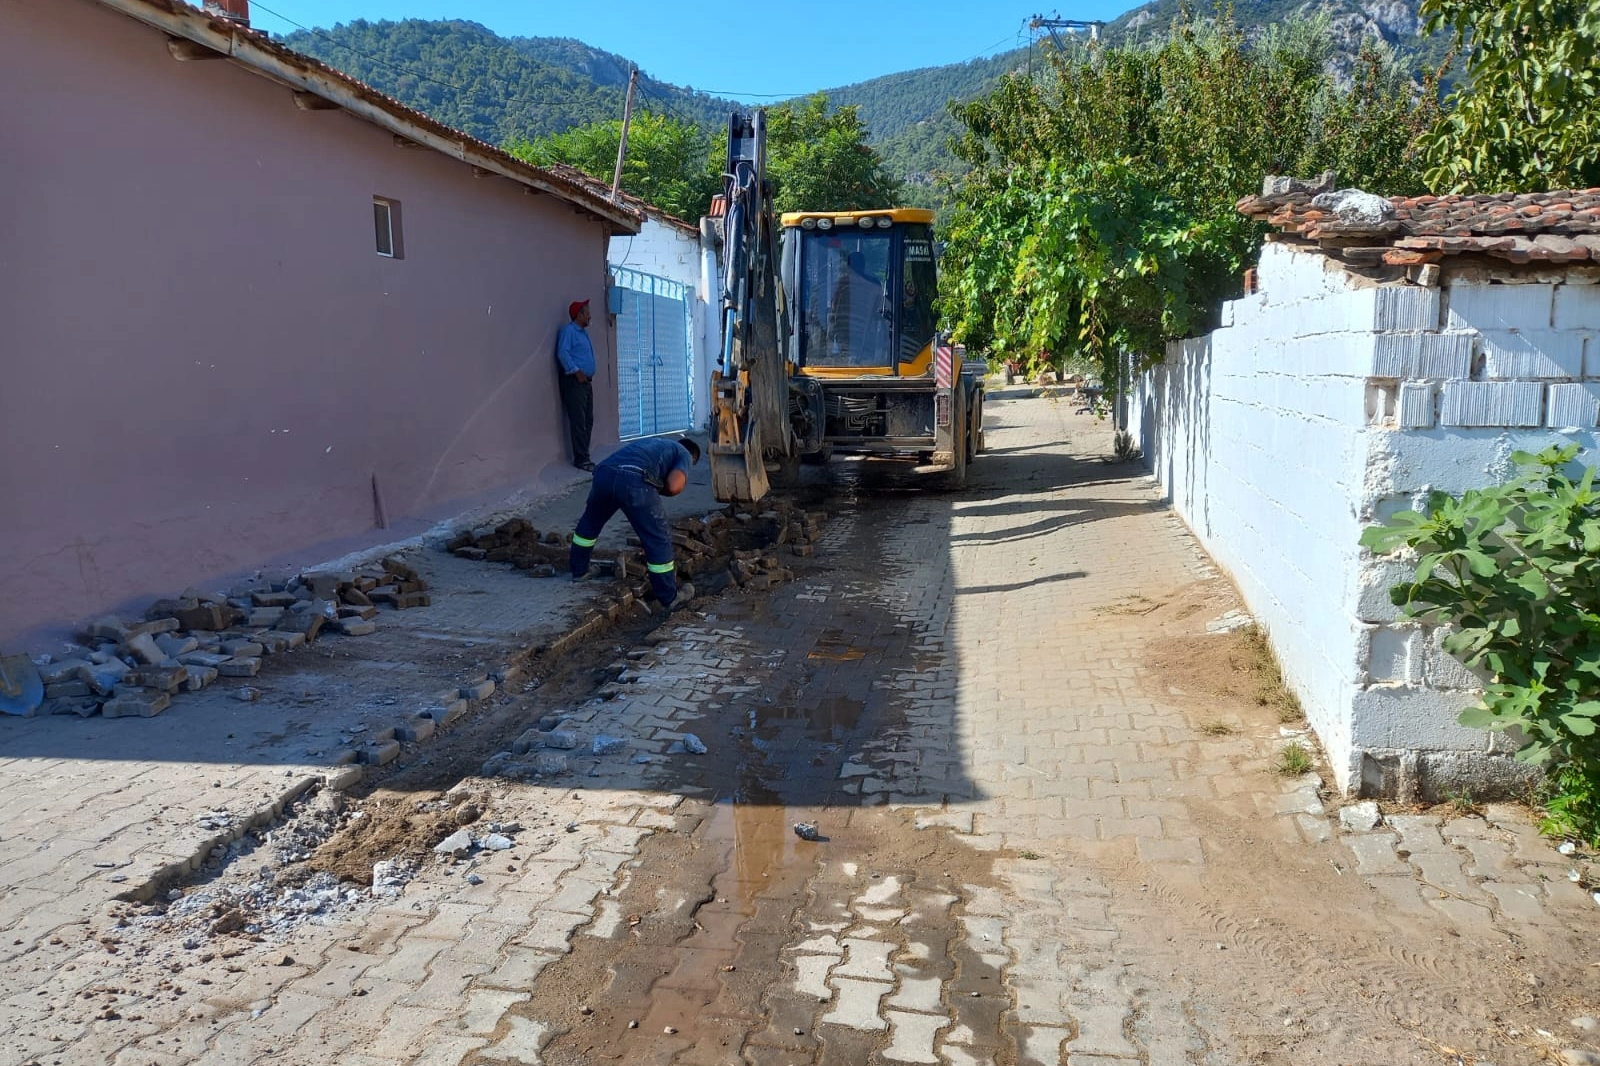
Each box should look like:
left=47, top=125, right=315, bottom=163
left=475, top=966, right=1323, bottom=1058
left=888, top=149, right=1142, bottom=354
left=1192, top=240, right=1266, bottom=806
left=679, top=437, right=701, bottom=464
left=569, top=299, right=590, bottom=319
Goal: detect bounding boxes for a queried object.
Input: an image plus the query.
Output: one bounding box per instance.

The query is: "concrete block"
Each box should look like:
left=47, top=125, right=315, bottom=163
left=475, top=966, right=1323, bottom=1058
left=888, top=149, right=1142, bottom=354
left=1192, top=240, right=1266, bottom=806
left=38, top=658, right=91, bottom=685
left=1397, top=381, right=1436, bottom=428
left=1364, top=626, right=1419, bottom=684
left=124, top=664, right=188, bottom=692
left=247, top=607, right=286, bottom=627
left=1371, top=332, right=1473, bottom=379
left=1351, top=685, right=1485, bottom=750
left=217, top=657, right=262, bottom=677
left=1356, top=558, right=1415, bottom=623
left=1480, top=330, right=1585, bottom=379
left=102, top=688, right=171, bottom=718
left=154, top=633, right=199, bottom=658
left=396, top=717, right=435, bottom=743
left=1444, top=281, right=1555, bottom=332
left=1374, top=285, right=1440, bottom=332
left=321, top=765, right=363, bottom=791
left=362, top=739, right=402, bottom=765
left=220, top=639, right=263, bottom=657
left=124, top=631, right=165, bottom=666
left=425, top=698, right=469, bottom=725
left=1422, top=629, right=1487, bottom=691
left=333, top=618, right=377, bottom=636
left=1554, top=283, right=1600, bottom=330
left=174, top=603, right=233, bottom=631
left=1547, top=383, right=1600, bottom=428
left=460, top=679, right=496, bottom=701
left=178, top=650, right=231, bottom=668
left=184, top=666, right=219, bottom=692
left=1439, top=381, right=1544, bottom=427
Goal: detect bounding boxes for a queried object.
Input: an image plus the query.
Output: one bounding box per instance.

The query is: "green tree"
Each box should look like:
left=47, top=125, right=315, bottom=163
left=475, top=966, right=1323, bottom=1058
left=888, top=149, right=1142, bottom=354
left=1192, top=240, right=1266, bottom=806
left=938, top=16, right=1440, bottom=387
left=507, top=112, right=722, bottom=221
left=764, top=94, right=903, bottom=214
left=1420, top=0, right=1600, bottom=192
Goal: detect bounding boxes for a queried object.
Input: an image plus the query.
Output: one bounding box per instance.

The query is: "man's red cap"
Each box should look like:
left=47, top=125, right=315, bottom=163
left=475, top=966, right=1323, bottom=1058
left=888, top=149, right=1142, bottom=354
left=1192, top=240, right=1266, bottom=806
left=569, top=299, right=590, bottom=319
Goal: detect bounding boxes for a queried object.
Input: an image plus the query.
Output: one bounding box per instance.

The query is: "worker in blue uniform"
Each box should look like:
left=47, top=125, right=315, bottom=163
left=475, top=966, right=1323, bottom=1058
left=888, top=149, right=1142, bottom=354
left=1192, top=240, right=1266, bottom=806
left=569, top=436, right=701, bottom=610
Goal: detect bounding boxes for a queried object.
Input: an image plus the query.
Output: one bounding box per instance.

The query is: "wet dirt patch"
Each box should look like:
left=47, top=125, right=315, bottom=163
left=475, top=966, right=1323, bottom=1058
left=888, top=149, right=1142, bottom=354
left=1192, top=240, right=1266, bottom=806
left=499, top=804, right=1005, bottom=1066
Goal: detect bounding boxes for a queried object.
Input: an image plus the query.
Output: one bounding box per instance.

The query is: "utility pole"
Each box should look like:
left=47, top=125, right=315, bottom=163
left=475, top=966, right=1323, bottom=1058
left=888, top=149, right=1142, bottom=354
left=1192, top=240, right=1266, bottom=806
left=1028, top=15, right=1104, bottom=54
left=611, top=68, right=639, bottom=203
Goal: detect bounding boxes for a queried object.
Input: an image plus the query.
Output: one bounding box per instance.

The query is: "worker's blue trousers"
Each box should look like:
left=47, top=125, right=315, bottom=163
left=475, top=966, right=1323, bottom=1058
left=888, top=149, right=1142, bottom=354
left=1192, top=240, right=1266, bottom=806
left=569, top=465, right=678, bottom=604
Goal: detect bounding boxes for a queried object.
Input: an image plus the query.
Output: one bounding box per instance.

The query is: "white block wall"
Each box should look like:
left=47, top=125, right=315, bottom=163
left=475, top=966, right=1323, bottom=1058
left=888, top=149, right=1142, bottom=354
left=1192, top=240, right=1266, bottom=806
left=608, top=216, right=719, bottom=432
left=1132, top=240, right=1600, bottom=796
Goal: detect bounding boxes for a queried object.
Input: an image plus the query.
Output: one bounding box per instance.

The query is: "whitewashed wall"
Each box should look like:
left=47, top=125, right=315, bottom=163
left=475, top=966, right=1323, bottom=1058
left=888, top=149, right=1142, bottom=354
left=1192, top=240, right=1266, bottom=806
left=1131, top=240, right=1600, bottom=798
left=608, top=216, right=718, bottom=431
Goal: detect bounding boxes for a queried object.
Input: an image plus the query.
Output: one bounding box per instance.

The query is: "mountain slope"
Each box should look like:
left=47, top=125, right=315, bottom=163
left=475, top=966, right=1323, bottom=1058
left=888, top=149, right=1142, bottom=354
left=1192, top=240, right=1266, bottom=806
left=276, top=3, right=1438, bottom=199
left=278, top=19, right=740, bottom=146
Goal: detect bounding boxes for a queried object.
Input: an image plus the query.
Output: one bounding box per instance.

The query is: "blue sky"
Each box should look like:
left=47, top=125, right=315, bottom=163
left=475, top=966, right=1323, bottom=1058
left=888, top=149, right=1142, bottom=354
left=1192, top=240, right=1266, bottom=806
left=245, top=0, right=1144, bottom=100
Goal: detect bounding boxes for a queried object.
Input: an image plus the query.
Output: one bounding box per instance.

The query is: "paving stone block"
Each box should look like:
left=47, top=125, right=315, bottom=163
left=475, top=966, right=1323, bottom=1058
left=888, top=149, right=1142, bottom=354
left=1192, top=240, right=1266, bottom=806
left=461, top=679, right=496, bottom=701
left=334, top=618, right=377, bottom=636
left=102, top=688, right=171, bottom=718
left=248, top=608, right=286, bottom=628
left=820, top=977, right=890, bottom=1030
left=396, top=717, right=436, bottom=743
left=178, top=650, right=231, bottom=668
left=217, top=657, right=262, bottom=678
left=124, top=664, right=188, bottom=692
left=362, top=739, right=402, bottom=766
left=426, top=699, right=469, bottom=725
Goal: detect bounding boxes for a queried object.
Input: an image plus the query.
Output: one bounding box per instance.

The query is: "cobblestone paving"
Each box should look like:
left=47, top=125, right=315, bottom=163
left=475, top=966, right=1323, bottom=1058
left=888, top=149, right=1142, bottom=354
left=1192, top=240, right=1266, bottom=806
left=7, top=388, right=1600, bottom=1066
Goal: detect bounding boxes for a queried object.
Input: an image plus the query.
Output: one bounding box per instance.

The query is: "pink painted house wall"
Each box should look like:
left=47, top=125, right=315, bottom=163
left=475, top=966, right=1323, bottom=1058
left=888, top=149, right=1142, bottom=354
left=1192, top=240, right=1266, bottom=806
left=1, top=0, right=622, bottom=649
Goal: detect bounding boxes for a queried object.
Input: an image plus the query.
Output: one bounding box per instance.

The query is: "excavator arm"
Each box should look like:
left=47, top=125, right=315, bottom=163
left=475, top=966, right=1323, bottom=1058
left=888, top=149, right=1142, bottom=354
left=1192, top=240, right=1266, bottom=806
left=710, top=111, right=793, bottom=503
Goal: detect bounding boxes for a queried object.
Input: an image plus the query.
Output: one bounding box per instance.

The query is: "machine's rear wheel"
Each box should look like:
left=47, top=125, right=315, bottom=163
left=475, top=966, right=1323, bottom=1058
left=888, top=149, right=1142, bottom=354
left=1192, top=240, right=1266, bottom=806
left=942, top=394, right=969, bottom=490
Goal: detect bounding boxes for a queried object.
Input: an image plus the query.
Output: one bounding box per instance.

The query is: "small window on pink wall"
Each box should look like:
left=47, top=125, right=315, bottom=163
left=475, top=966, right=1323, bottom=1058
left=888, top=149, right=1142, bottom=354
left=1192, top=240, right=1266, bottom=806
left=374, top=197, right=404, bottom=259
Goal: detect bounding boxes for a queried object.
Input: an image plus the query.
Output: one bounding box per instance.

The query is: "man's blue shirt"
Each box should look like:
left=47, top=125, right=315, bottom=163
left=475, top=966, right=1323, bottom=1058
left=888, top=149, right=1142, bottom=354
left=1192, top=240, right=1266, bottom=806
left=600, top=438, right=691, bottom=488
left=556, top=321, right=596, bottom=377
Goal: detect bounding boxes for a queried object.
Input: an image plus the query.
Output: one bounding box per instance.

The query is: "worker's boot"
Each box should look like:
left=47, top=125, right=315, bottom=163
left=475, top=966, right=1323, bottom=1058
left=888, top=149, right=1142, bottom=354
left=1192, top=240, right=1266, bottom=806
left=666, top=582, right=696, bottom=612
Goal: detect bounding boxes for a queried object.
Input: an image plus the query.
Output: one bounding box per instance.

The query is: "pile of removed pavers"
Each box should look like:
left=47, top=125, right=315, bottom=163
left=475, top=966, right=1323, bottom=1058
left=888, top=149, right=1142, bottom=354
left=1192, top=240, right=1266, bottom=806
left=447, top=501, right=826, bottom=592
left=7, top=557, right=431, bottom=720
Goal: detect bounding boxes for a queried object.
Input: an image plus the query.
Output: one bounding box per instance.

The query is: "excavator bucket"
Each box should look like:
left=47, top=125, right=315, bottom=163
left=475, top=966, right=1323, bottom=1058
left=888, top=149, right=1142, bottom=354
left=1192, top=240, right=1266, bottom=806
left=710, top=441, right=769, bottom=503
left=709, top=372, right=770, bottom=503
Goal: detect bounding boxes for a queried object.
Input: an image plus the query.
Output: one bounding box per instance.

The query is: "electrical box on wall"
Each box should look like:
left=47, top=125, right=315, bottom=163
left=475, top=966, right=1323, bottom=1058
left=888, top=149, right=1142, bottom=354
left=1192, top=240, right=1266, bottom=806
left=606, top=280, right=624, bottom=316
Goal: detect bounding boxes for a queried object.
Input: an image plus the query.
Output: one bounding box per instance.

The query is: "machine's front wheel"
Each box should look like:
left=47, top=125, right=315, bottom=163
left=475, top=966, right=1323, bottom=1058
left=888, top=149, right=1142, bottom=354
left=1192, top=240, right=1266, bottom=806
left=768, top=448, right=802, bottom=489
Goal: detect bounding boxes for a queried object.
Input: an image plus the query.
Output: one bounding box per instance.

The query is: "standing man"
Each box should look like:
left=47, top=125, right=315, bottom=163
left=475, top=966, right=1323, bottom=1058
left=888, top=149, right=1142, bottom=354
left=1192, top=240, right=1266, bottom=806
left=556, top=299, right=596, bottom=472
left=569, top=436, right=700, bottom=611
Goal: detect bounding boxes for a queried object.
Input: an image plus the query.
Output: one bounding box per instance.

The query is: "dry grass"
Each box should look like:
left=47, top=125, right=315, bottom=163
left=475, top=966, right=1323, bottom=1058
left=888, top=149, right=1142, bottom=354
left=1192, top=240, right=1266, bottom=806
left=1242, top=625, right=1304, bottom=723
left=1198, top=719, right=1236, bottom=736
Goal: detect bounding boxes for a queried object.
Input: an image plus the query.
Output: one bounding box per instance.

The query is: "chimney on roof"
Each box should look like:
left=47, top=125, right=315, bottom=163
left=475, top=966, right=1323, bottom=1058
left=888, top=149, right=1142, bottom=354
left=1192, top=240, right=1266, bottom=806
left=203, top=0, right=250, bottom=26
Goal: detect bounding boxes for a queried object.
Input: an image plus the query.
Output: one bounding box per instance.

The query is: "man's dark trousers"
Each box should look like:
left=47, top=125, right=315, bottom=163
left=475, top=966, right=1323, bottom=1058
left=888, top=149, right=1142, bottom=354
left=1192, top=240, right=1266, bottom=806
left=558, top=373, right=593, bottom=467
left=569, top=466, right=678, bottom=604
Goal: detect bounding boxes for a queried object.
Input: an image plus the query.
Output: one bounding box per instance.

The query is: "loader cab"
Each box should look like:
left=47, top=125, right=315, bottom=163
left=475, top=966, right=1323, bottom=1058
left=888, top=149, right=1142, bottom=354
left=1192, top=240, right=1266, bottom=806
left=780, top=209, right=938, bottom=379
